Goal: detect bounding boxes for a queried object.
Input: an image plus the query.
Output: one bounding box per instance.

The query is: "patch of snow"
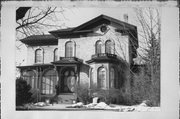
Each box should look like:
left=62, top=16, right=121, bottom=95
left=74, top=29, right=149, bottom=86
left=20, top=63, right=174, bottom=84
left=139, top=102, right=147, bottom=107
left=84, top=103, right=97, bottom=108
left=68, top=102, right=84, bottom=108
left=94, top=102, right=108, bottom=109
left=34, top=102, right=47, bottom=107
left=66, top=101, right=160, bottom=112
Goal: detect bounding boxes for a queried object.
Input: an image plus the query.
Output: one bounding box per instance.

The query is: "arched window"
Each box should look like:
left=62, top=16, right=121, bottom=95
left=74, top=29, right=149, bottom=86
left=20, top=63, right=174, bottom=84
left=110, top=67, right=115, bottom=88
left=65, top=41, right=75, bottom=57
left=22, top=70, right=37, bottom=89
left=90, top=68, right=94, bottom=88
left=54, top=48, right=58, bottom=61
left=96, top=40, right=102, bottom=54
left=105, top=40, right=113, bottom=54
left=35, top=49, right=43, bottom=63
left=97, top=67, right=106, bottom=89
left=42, top=69, right=57, bottom=95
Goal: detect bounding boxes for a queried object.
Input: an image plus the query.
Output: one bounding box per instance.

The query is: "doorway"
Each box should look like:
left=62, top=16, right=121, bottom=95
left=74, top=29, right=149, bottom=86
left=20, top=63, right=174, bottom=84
left=61, top=67, right=76, bottom=93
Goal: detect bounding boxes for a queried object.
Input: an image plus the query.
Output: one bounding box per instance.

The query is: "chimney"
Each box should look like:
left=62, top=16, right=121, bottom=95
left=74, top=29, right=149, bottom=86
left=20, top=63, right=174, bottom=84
left=123, top=14, right=128, bottom=23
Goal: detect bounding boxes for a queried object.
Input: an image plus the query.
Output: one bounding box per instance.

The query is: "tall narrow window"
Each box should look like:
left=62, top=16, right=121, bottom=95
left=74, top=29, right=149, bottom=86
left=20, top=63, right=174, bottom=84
left=90, top=68, right=94, bottom=88
left=23, top=70, right=37, bottom=89
left=105, top=40, right=113, bottom=54
left=110, top=67, right=115, bottom=88
left=96, top=40, right=102, bottom=54
left=35, top=49, right=43, bottom=63
left=65, top=41, right=74, bottom=57
left=42, top=69, right=57, bottom=95
left=98, top=67, right=106, bottom=89
left=54, top=48, right=58, bottom=61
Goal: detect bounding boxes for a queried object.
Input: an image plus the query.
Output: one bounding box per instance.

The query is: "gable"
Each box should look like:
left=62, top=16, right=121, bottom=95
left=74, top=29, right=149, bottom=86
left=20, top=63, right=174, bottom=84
left=49, top=14, right=137, bottom=38
left=20, top=14, right=138, bottom=50
left=72, top=14, right=136, bottom=31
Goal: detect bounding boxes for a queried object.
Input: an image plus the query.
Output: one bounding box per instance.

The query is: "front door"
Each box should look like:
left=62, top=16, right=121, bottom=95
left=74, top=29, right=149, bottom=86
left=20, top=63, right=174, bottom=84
left=61, top=68, right=76, bottom=93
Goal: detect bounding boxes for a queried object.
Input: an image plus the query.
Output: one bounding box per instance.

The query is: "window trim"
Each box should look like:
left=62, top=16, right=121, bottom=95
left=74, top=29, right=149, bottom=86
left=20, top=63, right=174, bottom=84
left=35, top=48, right=44, bottom=63
left=97, top=66, right=106, bottom=89
left=105, top=40, right=114, bottom=54
left=95, top=40, right=102, bottom=54
left=54, top=48, right=58, bottom=61
left=110, top=67, right=115, bottom=89
left=65, top=41, right=76, bottom=57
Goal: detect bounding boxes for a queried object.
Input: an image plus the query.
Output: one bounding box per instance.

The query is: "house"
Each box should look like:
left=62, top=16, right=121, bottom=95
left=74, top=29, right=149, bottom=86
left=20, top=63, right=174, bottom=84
left=17, top=14, right=138, bottom=104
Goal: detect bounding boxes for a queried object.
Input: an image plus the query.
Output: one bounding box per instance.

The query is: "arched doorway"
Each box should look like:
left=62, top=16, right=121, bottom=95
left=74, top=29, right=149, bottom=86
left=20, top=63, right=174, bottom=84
left=61, top=67, right=76, bottom=93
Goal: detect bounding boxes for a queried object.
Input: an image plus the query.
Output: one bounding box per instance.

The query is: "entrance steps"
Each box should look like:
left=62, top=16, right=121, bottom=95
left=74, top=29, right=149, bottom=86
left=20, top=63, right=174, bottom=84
left=58, top=93, right=77, bottom=104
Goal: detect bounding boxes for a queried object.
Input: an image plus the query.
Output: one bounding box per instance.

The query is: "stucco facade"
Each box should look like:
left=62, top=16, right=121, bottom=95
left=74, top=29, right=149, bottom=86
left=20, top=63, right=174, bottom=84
left=17, top=15, right=138, bottom=104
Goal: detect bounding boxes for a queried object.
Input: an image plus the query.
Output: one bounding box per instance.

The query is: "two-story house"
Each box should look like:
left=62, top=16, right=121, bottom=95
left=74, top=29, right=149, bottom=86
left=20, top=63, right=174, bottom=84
left=17, top=14, right=138, bottom=104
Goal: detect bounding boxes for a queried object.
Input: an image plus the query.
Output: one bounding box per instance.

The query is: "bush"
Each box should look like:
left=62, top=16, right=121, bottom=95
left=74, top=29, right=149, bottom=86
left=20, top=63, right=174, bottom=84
left=131, top=70, right=160, bottom=106
left=75, top=85, right=92, bottom=104
left=30, top=89, right=41, bottom=103
left=16, top=77, right=33, bottom=106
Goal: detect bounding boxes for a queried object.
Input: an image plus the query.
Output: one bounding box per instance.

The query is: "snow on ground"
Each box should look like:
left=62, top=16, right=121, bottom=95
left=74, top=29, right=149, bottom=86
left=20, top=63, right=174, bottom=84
left=65, top=102, right=160, bottom=112
left=16, top=102, right=160, bottom=112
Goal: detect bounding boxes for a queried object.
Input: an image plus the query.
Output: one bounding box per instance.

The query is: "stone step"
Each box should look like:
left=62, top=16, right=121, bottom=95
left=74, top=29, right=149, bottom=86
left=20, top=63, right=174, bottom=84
left=58, top=93, right=77, bottom=104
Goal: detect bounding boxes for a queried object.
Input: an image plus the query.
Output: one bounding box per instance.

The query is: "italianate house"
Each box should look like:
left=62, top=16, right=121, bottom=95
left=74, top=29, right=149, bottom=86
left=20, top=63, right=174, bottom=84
left=17, top=14, right=138, bottom=104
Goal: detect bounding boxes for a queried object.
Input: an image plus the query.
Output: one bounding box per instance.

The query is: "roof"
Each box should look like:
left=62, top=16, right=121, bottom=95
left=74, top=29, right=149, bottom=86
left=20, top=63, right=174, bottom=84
left=73, top=14, right=137, bottom=31
left=20, top=14, right=138, bottom=48
left=49, top=14, right=137, bottom=38
left=86, top=53, right=126, bottom=64
left=51, top=57, right=83, bottom=65
left=17, top=63, right=54, bottom=69
left=20, top=34, right=58, bottom=46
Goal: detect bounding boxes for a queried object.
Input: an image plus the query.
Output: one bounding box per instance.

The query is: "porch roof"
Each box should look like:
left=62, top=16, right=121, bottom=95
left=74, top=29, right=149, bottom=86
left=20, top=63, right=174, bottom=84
left=17, top=63, right=54, bottom=69
left=51, top=57, right=83, bottom=65
left=20, top=34, right=58, bottom=46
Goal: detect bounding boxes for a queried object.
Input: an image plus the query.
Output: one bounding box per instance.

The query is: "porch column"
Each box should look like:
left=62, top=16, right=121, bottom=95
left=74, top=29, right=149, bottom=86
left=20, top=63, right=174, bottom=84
left=74, top=65, right=80, bottom=85
left=56, top=66, right=61, bottom=95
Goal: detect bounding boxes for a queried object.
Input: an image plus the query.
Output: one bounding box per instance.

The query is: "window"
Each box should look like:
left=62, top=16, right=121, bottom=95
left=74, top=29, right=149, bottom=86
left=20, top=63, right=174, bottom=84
left=42, top=70, right=57, bottom=95
left=105, top=40, right=113, bottom=54
left=35, top=49, right=43, bottom=63
left=54, top=48, right=58, bottom=61
left=96, top=40, right=102, bottom=54
left=97, top=67, right=106, bottom=89
left=23, top=70, right=37, bottom=89
left=90, top=68, right=94, bottom=88
left=110, top=67, right=115, bottom=88
left=65, top=41, right=75, bottom=57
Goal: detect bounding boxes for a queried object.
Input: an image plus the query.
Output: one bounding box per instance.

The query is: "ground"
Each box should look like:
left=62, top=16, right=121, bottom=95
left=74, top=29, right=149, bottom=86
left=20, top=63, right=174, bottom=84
left=16, top=103, right=160, bottom=112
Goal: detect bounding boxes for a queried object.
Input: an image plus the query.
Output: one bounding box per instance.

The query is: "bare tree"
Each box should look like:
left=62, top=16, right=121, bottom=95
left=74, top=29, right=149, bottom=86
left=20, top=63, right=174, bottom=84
left=132, top=7, right=161, bottom=106
left=16, top=7, right=67, bottom=66
left=135, top=7, right=161, bottom=82
left=16, top=7, right=66, bottom=41
left=107, top=8, right=161, bottom=105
